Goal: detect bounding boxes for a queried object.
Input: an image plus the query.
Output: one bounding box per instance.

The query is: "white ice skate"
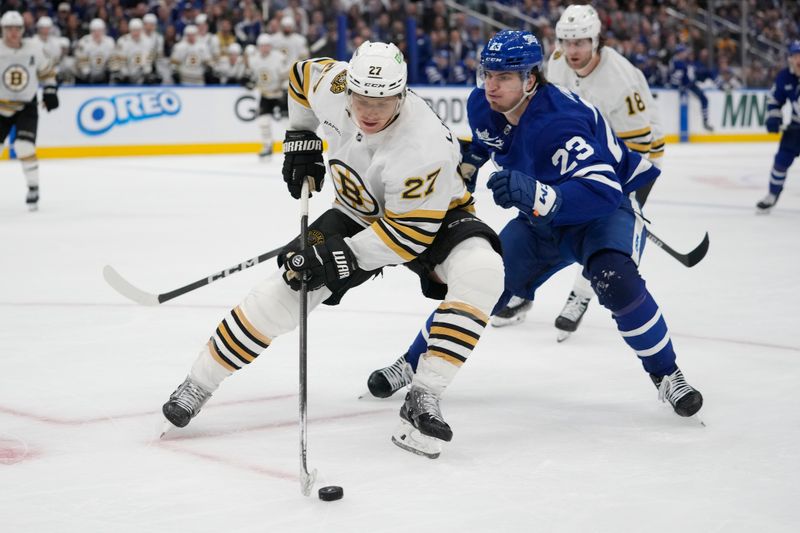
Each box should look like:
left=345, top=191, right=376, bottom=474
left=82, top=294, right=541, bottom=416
left=756, top=193, right=778, bottom=214
left=555, top=291, right=592, bottom=342
left=392, top=386, right=452, bottom=459
left=26, top=186, right=39, bottom=212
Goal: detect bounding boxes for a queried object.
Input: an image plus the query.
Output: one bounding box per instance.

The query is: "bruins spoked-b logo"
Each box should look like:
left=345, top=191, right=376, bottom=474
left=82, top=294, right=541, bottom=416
left=328, top=159, right=379, bottom=217
left=330, top=71, right=346, bottom=94
left=3, top=65, right=29, bottom=92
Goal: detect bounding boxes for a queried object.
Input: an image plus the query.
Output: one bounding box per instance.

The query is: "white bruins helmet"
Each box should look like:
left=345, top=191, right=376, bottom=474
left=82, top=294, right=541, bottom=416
left=1, top=10, right=24, bottom=27
left=347, top=41, right=407, bottom=97
left=556, top=5, right=602, bottom=51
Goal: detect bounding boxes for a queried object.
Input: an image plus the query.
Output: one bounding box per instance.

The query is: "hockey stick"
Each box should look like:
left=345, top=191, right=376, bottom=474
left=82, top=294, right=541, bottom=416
left=103, top=246, right=284, bottom=306
left=646, top=230, right=709, bottom=268
left=298, top=178, right=317, bottom=497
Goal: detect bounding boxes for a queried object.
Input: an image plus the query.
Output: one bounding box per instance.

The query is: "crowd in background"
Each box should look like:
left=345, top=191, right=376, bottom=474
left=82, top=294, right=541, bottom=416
left=0, top=0, right=797, bottom=88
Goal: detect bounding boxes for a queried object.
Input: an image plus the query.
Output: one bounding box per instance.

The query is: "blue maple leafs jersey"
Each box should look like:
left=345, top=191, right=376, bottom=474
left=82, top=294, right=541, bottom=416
left=466, top=83, right=659, bottom=226
left=766, top=68, right=800, bottom=127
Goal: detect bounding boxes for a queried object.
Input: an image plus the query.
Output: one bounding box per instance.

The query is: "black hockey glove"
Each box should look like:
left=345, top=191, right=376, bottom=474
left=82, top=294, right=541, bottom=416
left=458, top=138, right=489, bottom=193
left=282, top=130, right=325, bottom=199
left=282, top=235, right=358, bottom=292
left=42, top=86, right=59, bottom=112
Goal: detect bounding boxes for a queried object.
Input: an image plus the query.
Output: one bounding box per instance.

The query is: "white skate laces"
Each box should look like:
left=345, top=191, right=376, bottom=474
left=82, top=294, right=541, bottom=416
left=559, top=291, right=591, bottom=323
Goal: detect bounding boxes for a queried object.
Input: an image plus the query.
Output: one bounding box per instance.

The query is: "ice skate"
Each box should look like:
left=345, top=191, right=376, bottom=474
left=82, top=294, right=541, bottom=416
left=756, top=193, right=779, bottom=214
left=702, top=120, right=714, bottom=132
left=161, top=376, right=213, bottom=436
left=26, top=186, right=39, bottom=212
left=258, top=145, right=273, bottom=160
left=392, top=386, right=452, bottom=459
left=555, top=291, right=591, bottom=342
left=491, top=296, right=532, bottom=327
left=367, top=353, right=414, bottom=398
left=650, top=367, right=703, bottom=418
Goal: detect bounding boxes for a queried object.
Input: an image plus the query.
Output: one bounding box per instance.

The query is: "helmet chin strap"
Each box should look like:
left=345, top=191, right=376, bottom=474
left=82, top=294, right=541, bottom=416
left=504, top=75, right=538, bottom=117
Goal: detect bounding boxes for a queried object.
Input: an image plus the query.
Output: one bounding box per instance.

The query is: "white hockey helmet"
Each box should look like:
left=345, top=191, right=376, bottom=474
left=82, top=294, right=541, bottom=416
left=184, top=24, right=198, bottom=36
left=143, top=13, right=157, bottom=26
left=1, top=10, right=24, bottom=27
left=280, top=15, right=295, bottom=30
left=228, top=42, right=242, bottom=55
left=129, top=18, right=143, bottom=32
left=347, top=41, right=407, bottom=97
left=89, top=18, right=106, bottom=32
left=195, top=14, right=208, bottom=26
left=36, top=16, right=53, bottom=29
left=556, top=5, right=602, bottom=50
left=256, top=33, right=271, bottom=47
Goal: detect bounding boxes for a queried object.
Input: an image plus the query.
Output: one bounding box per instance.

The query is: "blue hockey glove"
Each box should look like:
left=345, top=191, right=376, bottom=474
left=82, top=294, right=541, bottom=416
left=487, top=169, right=562, bottom=224
left=282, top=235, right=358, bottom=292
left=765, top=116, right=781, bottom=134
left=458, top=138, right=489, bottom=193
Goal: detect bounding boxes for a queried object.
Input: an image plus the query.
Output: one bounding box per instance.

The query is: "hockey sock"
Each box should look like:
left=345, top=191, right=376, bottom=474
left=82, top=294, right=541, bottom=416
left=404, top=311, right=434, bottom=371
left=21, top=157, right=39, bottom=188
left=258, top=114, right=273, bottom=150
left=414, top=301, right=488, bottom=394
left=588, top=251, right=677, bottom=376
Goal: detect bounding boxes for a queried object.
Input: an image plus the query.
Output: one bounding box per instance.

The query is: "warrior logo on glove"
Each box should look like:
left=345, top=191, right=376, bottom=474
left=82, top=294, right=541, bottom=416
left=290, top=255, right=305, bottom=268
left=282, top=235, right=358, bottom=292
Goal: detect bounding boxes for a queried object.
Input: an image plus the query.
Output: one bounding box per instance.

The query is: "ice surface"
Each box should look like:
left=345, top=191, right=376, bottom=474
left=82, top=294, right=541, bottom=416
left=1, top=144, right=798, bottom=532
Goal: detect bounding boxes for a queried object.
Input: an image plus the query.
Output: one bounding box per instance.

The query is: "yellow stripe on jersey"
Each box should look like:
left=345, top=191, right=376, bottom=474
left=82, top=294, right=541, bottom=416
left=385, top=208, right=447, bottom=223
left=427, top=346, right=466, bottom=366
left=448, top=190, right=475, bottom=211
left=384, top=217, right=436, bottom=245
left=371, top=221, right=417, bottom=261
left=651, top=138, right=665, bottom=151
left=617, top=126, right=652, bottom=140
left=438, top=301, right=489, bottom=325
left=288, top=61, right=310, bottom=108
left=207, top=339, right=238, bottom=372
left=624, top=140, right=652, bottom=154
left=217, top=321, right=256, bottom=363
left=312, top=62, right=336, bottom=93
left=429, top=325, right=480, bottom=348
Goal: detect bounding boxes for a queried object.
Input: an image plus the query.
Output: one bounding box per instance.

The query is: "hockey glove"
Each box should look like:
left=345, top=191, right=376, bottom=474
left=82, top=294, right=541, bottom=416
left=458, top=138, right=489, bottom=193
left=42, top=86, right=59, bottom=112
left=487, top=169, right=562, bottom=225
left=765, top=116, right=781, bottom=134
left=282, top=130, right=325, bottom=199
left=282, top=235, right=358, bottom=292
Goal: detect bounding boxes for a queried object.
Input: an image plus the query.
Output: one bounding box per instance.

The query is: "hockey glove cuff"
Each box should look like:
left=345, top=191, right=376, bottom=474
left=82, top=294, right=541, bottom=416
left=765, top=116, right=781, bottom=134
left=487, top=169, right=562, bottom=225
left=282, top=130, right=326, bottom=199
left=457, top=138, right=489, bottom=193
left=282, top=235, right=358, bottom=292
left=43, top=86, right=59, bottom=112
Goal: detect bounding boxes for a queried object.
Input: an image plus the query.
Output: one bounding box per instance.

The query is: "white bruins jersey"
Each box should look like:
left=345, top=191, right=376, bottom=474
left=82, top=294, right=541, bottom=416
left=270, top=32, right=308, bottom=65
left=0, top=38, right=55, bottom=116
left=547, top=47, right=664, bottom=161
left=34, top=35, right=62, bottom=64
left=112, top=34, right=155, bottom=81
left=171, top=40, right=212, bottom=85
left=215, top=54, right=246, bottom=84
left=288, top=58, right=472, bottom=271
left=247, top=50, right=288, bottom=98
left=197, top=32, right=221, bottom=61
left=76, top=35, right=115, bottom=78
left=144, top=31, right=165, bottom=60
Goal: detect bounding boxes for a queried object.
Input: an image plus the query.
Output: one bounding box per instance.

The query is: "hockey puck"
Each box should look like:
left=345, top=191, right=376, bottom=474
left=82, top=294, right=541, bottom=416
left=318, top=485, right=344, bottom=501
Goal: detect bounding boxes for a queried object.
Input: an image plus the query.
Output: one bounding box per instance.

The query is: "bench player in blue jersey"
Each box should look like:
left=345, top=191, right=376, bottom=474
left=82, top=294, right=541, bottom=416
left=367, top=30, right=703, bottom=419
left=757, top=40, right=800, bottom=213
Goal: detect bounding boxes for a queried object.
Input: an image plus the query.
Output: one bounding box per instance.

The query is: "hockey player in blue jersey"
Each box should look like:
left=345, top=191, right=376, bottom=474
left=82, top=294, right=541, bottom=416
left=367, top=30, right=703, bottom=419
left=670, top=44, right=714, bottom=132
left=757, top=40, right=800, bottom=213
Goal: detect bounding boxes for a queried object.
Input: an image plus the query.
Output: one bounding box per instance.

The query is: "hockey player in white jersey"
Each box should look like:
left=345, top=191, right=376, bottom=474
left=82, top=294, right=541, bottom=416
left=270, top=15, right=308, bottom=67
left=142, top=13, right=165, bottom=83
left=160, top=41, right=504, bottom=459
left=214, top=42, right=247, bottom=85
left=75, top=18, right=115, bottom=84
left=246, top=33, right=289, bottom=158
left=491, top=4, right=665, bottom=340
left=0, top=11, right=58, bottom=211
left=34, top=17, right=62, bottom=64
left=110, top=19, right=155, bottom=85
left=194, top=14, right=221, bottom=62
left=170, top=25, right=212, bottom=85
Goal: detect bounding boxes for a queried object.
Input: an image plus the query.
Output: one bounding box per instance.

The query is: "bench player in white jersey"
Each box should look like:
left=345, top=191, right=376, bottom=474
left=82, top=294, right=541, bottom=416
left=0, top=11, right=58, bottom=211
left=492, top=5, right=666, bottom=340
left=75, top=18, right=115, bottom=84
left=246, top=33, right=289, bottom=158
left=214, top=42, right=247, bottom=85
left=110, top=19, right=155, bottom=85
left=34, top=17, right=62, bottom=64
left=142, top=13, right=165, bottom=83
left=194, top=14, right=221, bottom=62
left=270, top=15, right=308, bottom=69
left=160, top=41, right=504, bottom=459
left=170, top=25, right=212, bottom=85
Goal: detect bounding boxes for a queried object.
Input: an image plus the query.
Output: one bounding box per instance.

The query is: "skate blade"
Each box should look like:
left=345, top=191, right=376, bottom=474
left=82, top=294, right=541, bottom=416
left=755, top=208, right=772, bottom=215
left=556, top=330, right=572, bottom=343
left=27, top=204, right=39, bottom=212
left=391, top=420, right=442, bottom=459
left=158, top=417, right=179, bottom=439
left=490, top=312, right=528, bottom=328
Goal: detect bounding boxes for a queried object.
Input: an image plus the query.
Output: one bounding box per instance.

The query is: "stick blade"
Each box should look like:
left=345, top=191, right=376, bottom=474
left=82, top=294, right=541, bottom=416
left=103, top=265, right=160, bottom=306
left=684, top=232, right=710, bottom=267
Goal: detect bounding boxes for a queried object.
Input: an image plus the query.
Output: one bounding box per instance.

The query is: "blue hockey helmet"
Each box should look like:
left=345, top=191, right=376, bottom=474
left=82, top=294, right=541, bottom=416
left=789, top=40, right=800, bottom=56
left=480, top=30, right=543, bottom=73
